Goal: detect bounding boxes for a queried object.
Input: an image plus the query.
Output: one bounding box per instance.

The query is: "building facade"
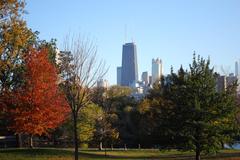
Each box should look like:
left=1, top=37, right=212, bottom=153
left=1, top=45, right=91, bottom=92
left=216, top=74, right=239, bottom=94
left=141, top=71, right=149, bottom=85
left=121, top=43, right=138, bottom=86
left=117, top=67, right=122, bottom=85
left=97, top=79, right=109, bottom=88
left=235, top=61, right=239, bottom=76
left=151, top=58, right=163, bottom=85
left=216, top=75, right=227, bottom=93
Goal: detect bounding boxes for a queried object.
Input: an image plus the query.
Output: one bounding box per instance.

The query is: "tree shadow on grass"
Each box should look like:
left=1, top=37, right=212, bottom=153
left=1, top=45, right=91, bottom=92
left=0, top=148, right=73, bottom=156
left=0, top=148, right=240, bottom=160
left=79, top=151, right=240, bottom=160
left=79, top=151, right=194, bottom=160
left=204, top=152, right=240, bottom=160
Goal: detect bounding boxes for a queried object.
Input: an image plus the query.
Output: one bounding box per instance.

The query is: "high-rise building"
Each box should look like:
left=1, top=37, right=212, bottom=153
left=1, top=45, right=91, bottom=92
left=97, top=79, right=109, bottom=88
left=216, top=75, right=226, bottom=92
left=121, top=42, right=138, bottom=86
left=216, top=74, right=240, bottom=95
left=239, top=60, right=240, bottom=76
left=117, top=67, right=122, bottom=85
left=235, top=61, right=239, bottom=76
left=151, top=58, right=163, bottom=85
left=149, top=76, right=152, bottom=85
left=227, top=74, right=237, bottom=86
left=141, top=71, right=149, bottom=85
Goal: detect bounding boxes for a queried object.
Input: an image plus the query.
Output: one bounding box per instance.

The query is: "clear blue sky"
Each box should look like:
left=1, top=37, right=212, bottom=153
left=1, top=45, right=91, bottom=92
left=25, top=0, right=240, bottom=85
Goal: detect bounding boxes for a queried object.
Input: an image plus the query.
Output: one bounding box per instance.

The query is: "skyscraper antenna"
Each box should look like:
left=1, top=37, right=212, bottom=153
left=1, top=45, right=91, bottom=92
left=124, top=24, right=127, bottom=43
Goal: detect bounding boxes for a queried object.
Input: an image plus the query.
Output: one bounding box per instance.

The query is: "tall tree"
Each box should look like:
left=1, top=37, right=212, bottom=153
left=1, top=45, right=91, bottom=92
left=143, top=54, right=239, bottom=160
left=0, top=0, right=37, bottom=146
left=92, top=85, right=136, bottom=147
left=0, top=0, right=36, bottom=92
left=78, top=103, right=103, bottom=148
left=9, top=49, right=69, bottom=148
left=60, top=35, right=107, bottom=160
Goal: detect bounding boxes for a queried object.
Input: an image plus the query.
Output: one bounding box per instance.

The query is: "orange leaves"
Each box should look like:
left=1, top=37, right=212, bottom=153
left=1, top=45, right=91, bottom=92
left=10, top=49, right=70, bottom=136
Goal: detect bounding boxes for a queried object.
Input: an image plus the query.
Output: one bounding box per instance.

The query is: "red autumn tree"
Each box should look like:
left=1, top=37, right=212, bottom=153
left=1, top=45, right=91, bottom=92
left=10, top=49, right=69, bottom=147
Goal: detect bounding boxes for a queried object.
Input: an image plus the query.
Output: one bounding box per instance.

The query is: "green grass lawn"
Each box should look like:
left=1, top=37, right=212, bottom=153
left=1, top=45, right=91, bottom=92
left=0, top=148, right=240, bottom=160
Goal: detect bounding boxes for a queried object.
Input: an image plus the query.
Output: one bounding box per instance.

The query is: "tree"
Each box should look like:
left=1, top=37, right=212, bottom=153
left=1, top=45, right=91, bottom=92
left=0, top=0, right=64, bottom=147
left=94, top=111, right=119, bottom=150
left=60, top=35, right=107, bottom=160
left=92, top=85, right=138, bottom=147
left=9, top=49, right=69, bottom=148
left=137, top=97, right=174, bottom=148
left=104, top=86, right=138, bottom=147
left=0, top=0, right=36, bottom=92
left=143, top=54, right=240, bottom=160
left=78, top=103, right=103, bottom=148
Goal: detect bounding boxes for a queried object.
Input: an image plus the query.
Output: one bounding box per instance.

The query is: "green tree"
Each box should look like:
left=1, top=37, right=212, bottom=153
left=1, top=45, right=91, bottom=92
left=144, top=54, right=239, bottom=160
left=38, top=38, right=58, bottom=65
left=0, top=0, right=37, bottom=147
left=91, top=85, right=135, bottom=148
left=94, top=111, right=119, bottom=150
left=104, top=86, right=138, bottom=147
left=78, top=103, right=103, bottom=148
left=0, top=0, right=36, bottom=92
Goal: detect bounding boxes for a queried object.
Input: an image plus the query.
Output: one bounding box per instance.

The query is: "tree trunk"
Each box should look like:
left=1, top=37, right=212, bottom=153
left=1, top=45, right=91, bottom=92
left=73, top=114, right=79, bottom=160
left=195, top=146, right=201, bottom=160
left=30, top=135, right=33, bottom=148
left=99, top=141, right=103, bottom=150
left=221, top=141, right=224, bottom=149
left=16, top=134, right=23, bottom=148
left=124, top=144, right=127, bottom=151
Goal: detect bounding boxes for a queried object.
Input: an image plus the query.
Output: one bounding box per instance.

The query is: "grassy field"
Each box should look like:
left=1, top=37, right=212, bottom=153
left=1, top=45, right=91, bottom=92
left=0, top=148, right=240, bottom=160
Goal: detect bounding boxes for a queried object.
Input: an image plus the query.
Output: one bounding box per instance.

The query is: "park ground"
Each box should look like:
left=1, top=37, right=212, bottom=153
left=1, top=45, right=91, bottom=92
left=0, top=148, right=240, bottom=160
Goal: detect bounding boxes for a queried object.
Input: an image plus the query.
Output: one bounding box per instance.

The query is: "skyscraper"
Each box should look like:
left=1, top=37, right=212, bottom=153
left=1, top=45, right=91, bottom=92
left=117, top=66, right=122, bottom=85
left=216, top=75, right=227, bottom=92
left=97, top=79, right=109, bottom=88
left=239, top=60, right=240, bottom=76
left=152, top=58, right=163, bottom=85
left=141, top=71, right=149, bottom=85
left=121, top=42, right=138, bottom=86
left=235, top=61, right=238, bottom=76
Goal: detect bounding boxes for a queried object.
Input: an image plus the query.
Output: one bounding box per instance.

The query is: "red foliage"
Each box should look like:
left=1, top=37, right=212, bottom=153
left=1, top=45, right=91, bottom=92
left=10, top=49, right=70, bottom=136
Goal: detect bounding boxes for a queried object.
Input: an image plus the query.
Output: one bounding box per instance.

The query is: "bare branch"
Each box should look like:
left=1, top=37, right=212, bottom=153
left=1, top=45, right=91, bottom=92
left=60, top=33, right=108, bottom=160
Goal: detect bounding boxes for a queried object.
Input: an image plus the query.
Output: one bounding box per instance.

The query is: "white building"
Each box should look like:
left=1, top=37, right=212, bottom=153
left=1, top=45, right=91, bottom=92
left=55, top=49, right=61, bottom=65
left=97, top=79, right=109, bottom=88
left=151, top=58, right=163, bottom=85
left=235, top=61, right=238, bottom=76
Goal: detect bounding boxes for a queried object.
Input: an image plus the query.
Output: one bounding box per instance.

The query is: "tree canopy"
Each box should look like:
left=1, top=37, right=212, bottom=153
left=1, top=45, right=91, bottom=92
left=139, top=54, right=240, bottom=160
left=9, top=49, right=69, bottom=141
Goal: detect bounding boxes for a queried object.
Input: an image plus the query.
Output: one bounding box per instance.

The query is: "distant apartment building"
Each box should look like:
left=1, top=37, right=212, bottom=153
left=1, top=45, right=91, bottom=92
left=117, top=67, right=122, bottom=85
left=141, top=71, right=149, bottom=85
left=216, top=74, right=239, bottom=94
left=121, top=42, right=138, bottom=87
left=151, top=58, right=163, bottom=85
left=235, top=61, right=239, bottom=76
left=97, top=79, right=109, bottom=88
left=149, top=76, right=152, bottom=85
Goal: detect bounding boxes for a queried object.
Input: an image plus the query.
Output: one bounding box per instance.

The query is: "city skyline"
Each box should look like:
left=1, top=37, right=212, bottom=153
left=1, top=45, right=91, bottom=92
left=25, top=0, right=240, bottom=85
